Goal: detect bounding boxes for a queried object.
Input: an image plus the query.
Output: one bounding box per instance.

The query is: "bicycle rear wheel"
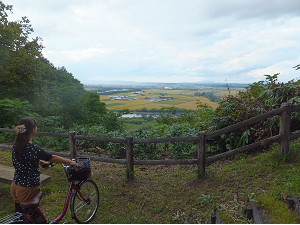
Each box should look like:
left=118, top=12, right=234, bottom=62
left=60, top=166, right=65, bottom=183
left=70, top=180, right=99, bottom=223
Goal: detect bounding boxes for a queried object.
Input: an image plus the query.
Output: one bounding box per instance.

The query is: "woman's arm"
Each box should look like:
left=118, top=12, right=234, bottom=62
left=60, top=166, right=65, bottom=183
left=49, top=155, right=78, bottom=167
left=40, top=160, right=50, bottom=168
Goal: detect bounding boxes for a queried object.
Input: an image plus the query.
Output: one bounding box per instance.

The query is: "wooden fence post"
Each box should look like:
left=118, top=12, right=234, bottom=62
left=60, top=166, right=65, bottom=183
left=126, top=136, right=134, bottom=180
left=279, top=103, right=291, bottom=155
left=197, top=131, right=206, bottom=177
left=69, top=131, right=76, bottom=159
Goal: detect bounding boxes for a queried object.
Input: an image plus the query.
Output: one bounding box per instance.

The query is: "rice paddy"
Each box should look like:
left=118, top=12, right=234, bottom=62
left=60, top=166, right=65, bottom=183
left=101, top=89, right=220, bottom=111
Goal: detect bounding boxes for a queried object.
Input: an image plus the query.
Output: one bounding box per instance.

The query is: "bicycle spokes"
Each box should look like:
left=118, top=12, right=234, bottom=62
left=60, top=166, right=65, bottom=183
left=70, top=180, right=99, bottom=223
left=73, top=197, right=90, bottom=213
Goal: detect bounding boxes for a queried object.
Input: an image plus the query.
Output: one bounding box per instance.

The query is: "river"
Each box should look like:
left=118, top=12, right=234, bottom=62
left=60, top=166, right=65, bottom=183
left=121, top=113, right=158, bottom=118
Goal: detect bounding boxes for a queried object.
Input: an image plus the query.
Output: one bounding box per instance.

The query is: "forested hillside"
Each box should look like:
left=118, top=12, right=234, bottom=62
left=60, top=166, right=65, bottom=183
left=0, top=1, right=121, bottom=132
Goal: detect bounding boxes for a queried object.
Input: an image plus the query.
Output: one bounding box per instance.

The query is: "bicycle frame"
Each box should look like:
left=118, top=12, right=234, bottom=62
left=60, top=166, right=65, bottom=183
left=24, top=207, right=47, bottom=224
left=21, top=180, right=88, bottom=224
left=50, top=180, right=88, bottom=223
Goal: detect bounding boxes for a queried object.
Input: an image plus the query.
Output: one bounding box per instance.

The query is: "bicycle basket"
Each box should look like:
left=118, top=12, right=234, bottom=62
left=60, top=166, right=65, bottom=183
left=67, top=157, right=91, bottom=181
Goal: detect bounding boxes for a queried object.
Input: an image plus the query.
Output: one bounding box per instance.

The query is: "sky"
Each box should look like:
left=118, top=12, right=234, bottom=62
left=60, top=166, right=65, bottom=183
left=5, top=0, right=300, bottom=84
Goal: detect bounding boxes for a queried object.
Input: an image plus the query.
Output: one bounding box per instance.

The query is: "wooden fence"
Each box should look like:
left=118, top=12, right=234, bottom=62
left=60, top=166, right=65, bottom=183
left=1, top=102, right=300, bottom=180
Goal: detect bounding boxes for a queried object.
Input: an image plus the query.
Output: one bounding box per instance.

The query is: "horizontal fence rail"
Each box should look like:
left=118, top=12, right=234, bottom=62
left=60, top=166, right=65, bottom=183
left=206, top=134, right=281, bottom=165
left=0, top=102, right=299, bottom=179
left=206, top=107, right=284, bottom=140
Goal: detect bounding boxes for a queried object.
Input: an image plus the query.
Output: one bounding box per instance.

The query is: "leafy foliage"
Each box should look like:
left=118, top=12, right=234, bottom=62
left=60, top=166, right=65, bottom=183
left=0, top=2, right=43, bottom=102
left=209, top=74, right=300, bottom=153
left=0, top=98, right=30, bottom=127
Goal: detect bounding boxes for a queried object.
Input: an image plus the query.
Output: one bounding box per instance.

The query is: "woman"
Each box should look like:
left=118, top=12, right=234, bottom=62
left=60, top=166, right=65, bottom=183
left=11, top=117, right=77, bottom=211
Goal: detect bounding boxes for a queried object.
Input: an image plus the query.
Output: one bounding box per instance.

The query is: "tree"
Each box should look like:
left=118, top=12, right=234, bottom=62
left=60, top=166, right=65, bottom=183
left=0, top=2, right=123, bottom=133
left=81, top=92, right=108, bottom=124
left=0, top=98, right=29, bottom=127
left=0, top=1, right=43, bottom=101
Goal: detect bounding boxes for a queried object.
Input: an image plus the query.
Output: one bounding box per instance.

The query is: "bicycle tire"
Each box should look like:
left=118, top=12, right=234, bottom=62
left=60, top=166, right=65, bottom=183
left=70, top=180, right=99, bottom=224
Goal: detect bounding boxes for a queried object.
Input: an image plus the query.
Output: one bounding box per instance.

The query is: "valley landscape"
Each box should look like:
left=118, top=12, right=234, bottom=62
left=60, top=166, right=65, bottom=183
left=1, top=1, right=300, bottom=223
left=84, top=82, right=247, bottom=111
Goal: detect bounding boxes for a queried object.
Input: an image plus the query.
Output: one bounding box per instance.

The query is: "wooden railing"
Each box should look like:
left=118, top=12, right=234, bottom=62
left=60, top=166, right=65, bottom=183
left=1, top=102, right=299, bottom=180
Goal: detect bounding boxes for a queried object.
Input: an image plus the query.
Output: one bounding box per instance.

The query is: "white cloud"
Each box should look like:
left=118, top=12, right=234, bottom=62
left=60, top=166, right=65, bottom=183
left=5, top=0, right=300, bottom=83
left=44, top=47, right=118, bottom=63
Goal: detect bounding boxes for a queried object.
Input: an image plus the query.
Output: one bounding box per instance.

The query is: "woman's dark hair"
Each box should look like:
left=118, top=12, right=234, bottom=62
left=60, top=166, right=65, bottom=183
left=14, top=117, right=37, bottom=162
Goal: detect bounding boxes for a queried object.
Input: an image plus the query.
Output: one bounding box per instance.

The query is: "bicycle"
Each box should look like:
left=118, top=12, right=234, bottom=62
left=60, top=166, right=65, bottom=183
left=0, top=157, right=99, bottom=224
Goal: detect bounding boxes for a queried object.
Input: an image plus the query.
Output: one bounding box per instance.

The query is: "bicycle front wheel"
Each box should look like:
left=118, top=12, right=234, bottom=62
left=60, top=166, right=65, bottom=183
left=70, top=180, right=99, bottom=223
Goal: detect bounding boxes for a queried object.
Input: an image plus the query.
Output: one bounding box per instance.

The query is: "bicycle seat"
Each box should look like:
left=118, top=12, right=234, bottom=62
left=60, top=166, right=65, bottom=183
left=20, top=192, right=42, bottom=208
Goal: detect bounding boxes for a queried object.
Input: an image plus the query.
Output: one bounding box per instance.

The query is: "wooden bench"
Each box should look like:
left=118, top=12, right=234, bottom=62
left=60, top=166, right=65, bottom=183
left=0, top=164, right=51, bottom=185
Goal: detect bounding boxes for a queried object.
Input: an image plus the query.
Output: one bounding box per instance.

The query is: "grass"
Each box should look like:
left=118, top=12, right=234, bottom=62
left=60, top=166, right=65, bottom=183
left=0, top=139, right=299, bottom=223
left=106, top=103, right=125, bottom=107
left=121, top=117, right=155, bottom=131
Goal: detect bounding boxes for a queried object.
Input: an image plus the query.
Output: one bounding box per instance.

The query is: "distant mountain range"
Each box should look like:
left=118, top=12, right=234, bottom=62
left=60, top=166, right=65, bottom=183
left=83, top=80, right=249, bottom=88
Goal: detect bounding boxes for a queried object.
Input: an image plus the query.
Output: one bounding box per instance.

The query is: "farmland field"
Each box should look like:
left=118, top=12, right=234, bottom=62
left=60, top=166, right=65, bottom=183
left=101, top=89, right=221, bottom=111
